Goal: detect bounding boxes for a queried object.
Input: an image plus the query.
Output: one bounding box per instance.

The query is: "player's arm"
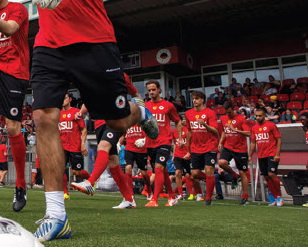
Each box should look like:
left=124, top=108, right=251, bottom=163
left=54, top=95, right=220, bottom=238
left=197, top=118, right=218, bottom=135
left=75, top=104, right=88, bottom=120
left=80, top=127, right=88, bottom=156
left=0, top=19, right=20, bottom=37
left=175, top=120, right=183, bottom=145
left=274, top=137, right=282, bottom=163
left=218, top=131, right=225, bottom=152
left=248, top=139, right=256, bottom=162
left=228, top=124, right=251, bottom=137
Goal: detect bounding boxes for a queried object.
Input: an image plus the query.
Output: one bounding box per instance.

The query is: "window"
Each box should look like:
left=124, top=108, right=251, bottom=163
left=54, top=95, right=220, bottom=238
left=283, top=65, right=308, bottom=79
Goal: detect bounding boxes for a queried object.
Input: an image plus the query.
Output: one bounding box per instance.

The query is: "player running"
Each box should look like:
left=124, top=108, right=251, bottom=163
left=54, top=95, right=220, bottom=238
left=218, top=101, right=251, bottom=205
left=249, top=107, right=283, bottom=207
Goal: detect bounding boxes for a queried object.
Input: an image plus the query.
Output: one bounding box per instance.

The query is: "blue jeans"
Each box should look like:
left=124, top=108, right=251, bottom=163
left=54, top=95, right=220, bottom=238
left=214, top=171, right=233, bottom=195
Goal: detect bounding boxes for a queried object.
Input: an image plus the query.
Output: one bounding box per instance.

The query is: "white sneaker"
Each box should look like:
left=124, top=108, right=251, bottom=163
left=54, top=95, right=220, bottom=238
left=71, top=180, right=95, bottom=195
left=112, top=199, right=136, bottom=209
left=147, top=193, right=153, bottom=201
left=165, top=197, right=179, bottom=207
left=196, top=194, right=204, bottom=201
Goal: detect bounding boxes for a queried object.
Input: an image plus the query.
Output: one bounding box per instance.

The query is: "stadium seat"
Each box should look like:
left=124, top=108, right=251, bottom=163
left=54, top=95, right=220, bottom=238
left=297, top=77, right=308, bottom=84
left=286, top=101, right=303, bottom=111
left=277, top=94, right=289, bottom=102
left=304, top=100, right=308, bottom=109
left=213, top=106, right=225, bottom=116
left=251, top=88, right=263, bottom=96
left=248, top=96, right=258, bottom=104
left=206, top=99, right=215, bottom=108
left=261, top=95, right=271, bottom=102
left=282, top=79, right=295, bottom=86
left=234, top=106, right=239, bottom=111
left=279, top=121, right=291, bottom=124
left=291, top=111, right=299, bottom=120
left=300, top=109, right=308, bottom=115
left=306, top=93, right=308, bottom=100
left=234, top=97, right=242, bottom=106
left=290, top=92, right=305, bottom=101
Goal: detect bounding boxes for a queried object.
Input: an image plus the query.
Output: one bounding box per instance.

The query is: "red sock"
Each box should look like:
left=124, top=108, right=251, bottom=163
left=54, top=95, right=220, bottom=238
left=177, top=187, right=183, bottom=195
left=110, top=165, right=132, bottom=202
left=266, top=178, right=278, bottom=198
left=181, top=177, right=186, bottom=183
left=80, top=170, right=90, bottom=179
left=272, top=177, right=282, bottom=197
left=153, top=168, right=165, bottom=201
left=185, top=177, right=194, bottom=195
left=199, top=171, right=207, bottom=181
left=63, top=173, right=69, bottom=194
left=31, top=172, right=36, bottom=185
left=229, top=170, right=239, bottom=179
left=142, top=175, right=152, bottom=194
left=205, top=175, right=215, bottom=200
left=125, top=172, right=134, bottom=196
left=9, top=133, right=26, bottom=188
left=174, top=187, right=178, bottom=193
left=193, top=182, right=202, bottom=195
left=164, top=170, right=175, bottom=198
left=242, top=193, right=249, bottom=199
left=88, top=150, right=109, bottom=186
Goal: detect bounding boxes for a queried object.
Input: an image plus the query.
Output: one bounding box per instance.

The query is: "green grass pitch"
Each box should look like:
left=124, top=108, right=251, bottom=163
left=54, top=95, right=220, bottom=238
left=0, top=187, right=307, bottom=247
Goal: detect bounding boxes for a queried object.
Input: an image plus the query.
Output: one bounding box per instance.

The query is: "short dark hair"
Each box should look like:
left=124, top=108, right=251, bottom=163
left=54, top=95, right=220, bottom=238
left=191, top=90, right=206, bottom=101
left=66, top=92, right=73, bottom=99
left=223, top=101, right=234, bottom=110
left=255, top=107, right=267, bottom=114
left=145, top=80, right=160, bottom=89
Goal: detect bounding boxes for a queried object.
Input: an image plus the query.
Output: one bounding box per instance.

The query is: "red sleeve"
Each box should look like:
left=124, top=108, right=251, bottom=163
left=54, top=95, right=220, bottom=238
left=169, top=104, right=180, bottom=123
left=241, top=118, right=250, bottom=131
left=124, top=73, right=138, bottom=96
left=208, top=110, right=218, bottom=129
left=77, top=118, right=86, bottom=129
left=272, top=124, right=281, bottom=138
left=250, top=127, right=256, bottom=141
left=185, top=112, right=191, bottom=131
left=9, top=3, right=28, bottom=27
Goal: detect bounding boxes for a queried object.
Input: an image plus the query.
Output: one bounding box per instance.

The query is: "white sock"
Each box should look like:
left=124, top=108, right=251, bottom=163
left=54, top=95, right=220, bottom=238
left=45, top=191, right=66, bottom=221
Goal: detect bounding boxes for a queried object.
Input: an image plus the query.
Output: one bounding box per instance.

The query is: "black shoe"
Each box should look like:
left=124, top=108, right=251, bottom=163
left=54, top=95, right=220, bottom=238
left=239, top=198, right=248, bottom=206
left=215, top=194, right=224, bottom=200
left=205, top=199, right=212, bottom=206
left=231, top=177, right=240, bottom=189
left=13, top=187, right=27, bottom=212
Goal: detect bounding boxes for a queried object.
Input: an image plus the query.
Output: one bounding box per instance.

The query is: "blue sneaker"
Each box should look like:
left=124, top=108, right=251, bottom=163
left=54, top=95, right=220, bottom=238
left=131, top=98, right=159, bottom=139
left=276, top=196, right=284, bottom=207
left=34, top=215, right=71, bottom=242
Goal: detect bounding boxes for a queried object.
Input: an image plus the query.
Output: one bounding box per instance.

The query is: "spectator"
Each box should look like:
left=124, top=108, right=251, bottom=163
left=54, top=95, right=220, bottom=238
left=293, top=83, right=307, bottom=93
left=268, top=75, right=281, bottom=88
left=281, top=109, right=297, bottom=123
left=209, top=88, right=220, bottom=99
left=263, top=83, right=278, bottom=95
left=256, top=98, right=265, bottom=108
left=239, top=108, right=249, bottom=119
left=143, top=93, right=151, bottom=102
left=243, top=78, right=255, bottom=91
left=165, top=93, right=175, bottom=103
left=279, top=81, right=296, bottom=95
left=225, top=87, right=236, bottom=99
left=265, top=105, right=280, bottom=124
left=253, top=78, right=263, bottom=88
left=215, top=92, right=227, bottom=106
left=270, top=95, right=283, bottom=113
left=229, top=78, right=238, bottom=90
left=234, top=83, right=246, bottom=97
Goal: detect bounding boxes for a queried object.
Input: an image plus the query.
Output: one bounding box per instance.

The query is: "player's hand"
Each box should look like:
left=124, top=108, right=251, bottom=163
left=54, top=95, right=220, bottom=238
left=196, top=119, right=206, bottom=126
left=218, top=144, right=223, bottom=152
left=75, top=111, right=83, bottom=120
left=183, top=152, right=191, bottom=160
left=177, top=139, right=185, bottom=148
left=81, top=145, right=88, bottom=157
left=32, top=0, right=62, bottom=9
left=226, top=123, right=236, bottom=132
left=248, top=156, right=252, bottom=163
left=135, top=138, right=145, bottom=148
left=274, top=155, right=280, bottom=163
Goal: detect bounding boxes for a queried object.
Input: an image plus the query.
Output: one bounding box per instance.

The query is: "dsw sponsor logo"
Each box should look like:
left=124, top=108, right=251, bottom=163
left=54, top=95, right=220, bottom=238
left=255, top=133, right=269, bottom=140
left=127, top=126, right=142, bottom=134
left=190, top=121, right=206, bottom=129
left=153, top=113, right=165, bottom=123
left=59, top=121, right=73, bottom=130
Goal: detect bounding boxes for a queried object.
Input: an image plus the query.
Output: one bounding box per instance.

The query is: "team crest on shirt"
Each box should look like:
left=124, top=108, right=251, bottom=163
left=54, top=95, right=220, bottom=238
left=232, top=120, right=236, bottom=124
left=201, top=115, right=206, bottom=119
left=243, top=166, right=246, bottom=169
left=159, top=156, right=165, bottom=162
left=10, top=108, right=18, bottom=116
left=159, top=106, right=164, bottom=110
left=1, top=13, right=6, bottom=19
left=228, top=120, right=232, bottom=124
left=76, top=163, right=82, bottom=169
left=68, top=114, right=71, bottom=118
left=195, top=115, right=200, bottom=119
left=115, top=95, right=126, bottom=109
left=153, top=106, right=157, bottom=110
left=211, top=159, right=215, bottom=164
left=63, top=114, right=67, bottom=118
left=271, top=167, right=276, bottom=171
left=259, top=128, right=262, bottom=131
left=263, top=127, right=267, bottom=131
left=107, top=132, right=114, bottom=139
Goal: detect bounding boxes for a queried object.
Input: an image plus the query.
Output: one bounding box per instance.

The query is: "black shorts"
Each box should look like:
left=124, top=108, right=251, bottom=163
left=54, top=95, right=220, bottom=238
left=191, top=152, right=217, bottom=170
left=125, top=150, right=148, bottom=170
left=0, top=162, right=8, bottom=171
left=95, top=124, right=123, bottom=155
left=173, top=157, right=191, bottom=175
left=147, top=145, right=172, bottom=168
left=64, top=150, right=84, bottom=171
left=0, top=71, right=27, bottom=121
left=258, top=156, right=279, bottom=176
left=219, top=147, right=248, bottom=171
left=31, top=43, right=131, bottom=120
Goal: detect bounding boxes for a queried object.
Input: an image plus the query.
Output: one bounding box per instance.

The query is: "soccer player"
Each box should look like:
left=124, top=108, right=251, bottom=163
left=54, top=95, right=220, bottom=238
left=249, top=107, right=283, bottom=206
left=145, top=80, right=183, bottom=207
left=0, top=139, right=8, bottom=187
left=59, top=93, right=89, bottom=200
left=172, top=117, right=193, bottom=200
left=124, top=125, right=152, bottom=199
left=30, top=1, right=158, bottom=242
left=299, top=112, right=308, bottom=207
left=0, top=0, right=29, bottom=212
left=185, top=90, right=219, bottom=205
left=218, top=101, right=250, bottom=205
